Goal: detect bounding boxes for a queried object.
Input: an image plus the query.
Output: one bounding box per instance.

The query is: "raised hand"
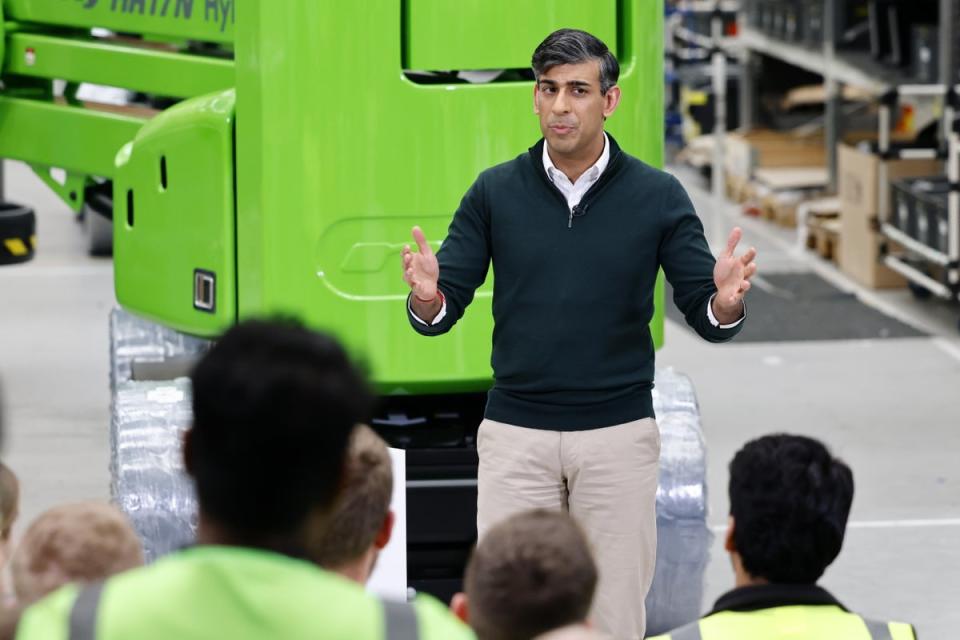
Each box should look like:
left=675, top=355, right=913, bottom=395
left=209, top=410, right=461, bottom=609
left=402, top=226, right=440, bottom=303
left=712, top=227, right=757, bottom=323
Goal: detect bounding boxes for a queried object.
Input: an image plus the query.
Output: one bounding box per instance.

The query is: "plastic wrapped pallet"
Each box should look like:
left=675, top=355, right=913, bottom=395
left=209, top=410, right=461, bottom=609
left=111, top=377, right=197, bottom=562
left=645, top=368, right=713, bottom=636
left=110, top=307, right=210, bottom=390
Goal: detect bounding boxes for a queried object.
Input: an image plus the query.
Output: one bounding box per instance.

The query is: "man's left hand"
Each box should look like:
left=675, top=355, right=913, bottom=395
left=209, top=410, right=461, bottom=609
left=712, top=227, right=757, bottom=325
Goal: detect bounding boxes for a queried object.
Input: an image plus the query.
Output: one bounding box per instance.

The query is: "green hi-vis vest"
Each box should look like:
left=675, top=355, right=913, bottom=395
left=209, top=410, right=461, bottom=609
left=15, top=546, right=474, bottom=640
left=651, top=606, right=916, bottom=640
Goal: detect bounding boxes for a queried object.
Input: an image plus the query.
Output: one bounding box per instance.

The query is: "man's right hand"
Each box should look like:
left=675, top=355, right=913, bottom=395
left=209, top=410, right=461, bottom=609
left=402, top=226, right=442, bottom=320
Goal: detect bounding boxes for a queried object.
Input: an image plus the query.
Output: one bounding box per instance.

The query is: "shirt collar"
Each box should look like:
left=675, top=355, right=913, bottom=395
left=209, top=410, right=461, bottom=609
left=543, top=132, right=610, bottom=184
left=707, top=584, right=849, bottom=617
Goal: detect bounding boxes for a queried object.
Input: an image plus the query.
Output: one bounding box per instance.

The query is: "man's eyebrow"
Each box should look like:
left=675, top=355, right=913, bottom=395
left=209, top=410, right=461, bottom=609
left=538, top=79, right=594, bottom=88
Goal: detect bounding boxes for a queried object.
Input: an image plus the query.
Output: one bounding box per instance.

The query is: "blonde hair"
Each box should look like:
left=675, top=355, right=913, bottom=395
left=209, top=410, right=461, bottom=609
left=0, top=462, right=19, bottom=541
left=12, top=502, right=144, bottom=604
left=312, top=425, right=393, bottom=568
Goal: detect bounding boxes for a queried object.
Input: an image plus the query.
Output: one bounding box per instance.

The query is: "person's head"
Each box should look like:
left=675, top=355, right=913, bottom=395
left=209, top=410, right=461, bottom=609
left=11, top=501, right=144, bottom=604
left=185, top=318, right=373, bottom=554
left=532, top=29, right=621, bottom=161
left=726, top=434, right=854, bottom=585
left=312, top=424, right=394, bottom=584
left=452, top=510, right=598, bottom=640
left=0, top=462, right=20, bottom=569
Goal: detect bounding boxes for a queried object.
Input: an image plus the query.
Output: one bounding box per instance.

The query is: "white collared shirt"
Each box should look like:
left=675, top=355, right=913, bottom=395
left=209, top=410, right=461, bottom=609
left=543, top=133, right=610, bottom=212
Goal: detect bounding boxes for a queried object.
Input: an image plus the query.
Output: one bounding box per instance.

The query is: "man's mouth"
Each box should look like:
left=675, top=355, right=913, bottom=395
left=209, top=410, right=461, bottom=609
left=549, top=124, right=576, bottom=135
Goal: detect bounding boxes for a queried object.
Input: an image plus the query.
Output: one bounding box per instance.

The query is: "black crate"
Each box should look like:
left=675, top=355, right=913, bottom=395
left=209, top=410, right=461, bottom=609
left=869, top=0, right=939, bottom=66
left=836, top=0, right=872, bottom=50
left=805, top=1, right=824, bottom=47
left=952, top=0, right=960, bottom=83
left=784, top=1, right=805, bottom=43
left=891, top=177, right=953, bottom=253
left=910, top=24, right=939, bottom=83
left=745, top=0, right=762, bottom=29
left=762, top=2, right=788, bottom=38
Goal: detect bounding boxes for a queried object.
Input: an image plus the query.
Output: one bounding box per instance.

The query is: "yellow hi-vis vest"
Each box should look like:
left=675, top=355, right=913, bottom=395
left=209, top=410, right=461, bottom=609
left=652, top=605, right=915, bottom=640
left=15, top=546, right=474, bottom=640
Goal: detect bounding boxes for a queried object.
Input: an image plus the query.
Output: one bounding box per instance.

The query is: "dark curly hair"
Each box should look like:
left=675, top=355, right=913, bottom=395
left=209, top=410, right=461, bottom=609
left=188, top=318, right=373, bottom=538
left=729, top=434, right=854, bottom=583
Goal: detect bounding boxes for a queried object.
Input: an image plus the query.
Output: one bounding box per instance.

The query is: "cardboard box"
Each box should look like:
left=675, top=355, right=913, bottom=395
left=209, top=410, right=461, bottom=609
left=725, top=129, right=826, bottom=181
left=837, top=144, right=942, bottom=288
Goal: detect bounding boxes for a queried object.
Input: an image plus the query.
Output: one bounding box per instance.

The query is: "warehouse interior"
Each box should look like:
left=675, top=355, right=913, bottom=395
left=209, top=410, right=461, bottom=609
left=0, top=1, right=958, bottom=639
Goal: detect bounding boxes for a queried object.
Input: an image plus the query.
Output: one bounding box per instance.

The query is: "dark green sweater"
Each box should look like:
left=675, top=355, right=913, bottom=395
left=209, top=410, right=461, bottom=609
left=409, top=134, right=742, bottom=430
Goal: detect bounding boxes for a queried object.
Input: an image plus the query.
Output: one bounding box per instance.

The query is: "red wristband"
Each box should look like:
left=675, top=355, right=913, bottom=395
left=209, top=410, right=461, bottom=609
left=414, top=290, right=444, bottom=305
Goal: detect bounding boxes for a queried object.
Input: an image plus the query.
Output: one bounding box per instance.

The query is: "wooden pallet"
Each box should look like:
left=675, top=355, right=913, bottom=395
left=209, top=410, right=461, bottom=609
left=806, top=217, right=842, bottom=263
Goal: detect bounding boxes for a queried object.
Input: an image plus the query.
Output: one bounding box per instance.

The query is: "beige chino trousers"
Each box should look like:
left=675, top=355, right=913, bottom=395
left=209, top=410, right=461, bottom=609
left=477, top=418, right=661, bottom=640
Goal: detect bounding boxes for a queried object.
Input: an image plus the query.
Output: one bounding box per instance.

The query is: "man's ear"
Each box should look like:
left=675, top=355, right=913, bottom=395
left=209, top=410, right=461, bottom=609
left=724, top=516, right=736, bottom=553
left=450, top=592, right=469, bottom=624
left=533, top=83, right=540, bottom=115
left=374, top=510, right=395, bottom=550
left=602, top=85, right=622, bottom=118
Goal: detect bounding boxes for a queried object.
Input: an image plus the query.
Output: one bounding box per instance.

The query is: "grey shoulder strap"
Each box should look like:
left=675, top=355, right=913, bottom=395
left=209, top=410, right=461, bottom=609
left=862, top=617, right=894, bottom=640
left=68, top=582, right=106, bottom=640
left=381, top=597, right=420, bottom=640
left=670, top=620, right=703, bottom=640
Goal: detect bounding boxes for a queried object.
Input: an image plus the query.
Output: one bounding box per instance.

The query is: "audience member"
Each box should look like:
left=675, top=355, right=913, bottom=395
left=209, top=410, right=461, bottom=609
left=312, top=424, right=394, bottom=585
left=452, top=509, right=597, bottom=640
left=12, top=319, right=472, bottom=640
left=11, top=502, right=143, bottom=605
left=650, top=434, right=916, bottom=640
left=0, top=462, right=18, bottom=572
left=0, top=462, right=20, bottom=605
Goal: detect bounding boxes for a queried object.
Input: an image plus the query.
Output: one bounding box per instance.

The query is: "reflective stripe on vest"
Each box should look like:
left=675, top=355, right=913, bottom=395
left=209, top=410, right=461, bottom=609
left=671, top=621, right=702, bottom=640
left=68, top=582, right=421, bottom=640
left=382, top=598, right=420, bottom=640
left=669, top=615, right=899, bottom=640
left=68, top=582, right=105, bottom=640
left=862, top=617, right=894, bottom=640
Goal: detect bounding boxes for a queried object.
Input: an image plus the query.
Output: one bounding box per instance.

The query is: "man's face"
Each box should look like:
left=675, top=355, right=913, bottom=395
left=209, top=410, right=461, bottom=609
left=534, top=60, right=621, bottom=159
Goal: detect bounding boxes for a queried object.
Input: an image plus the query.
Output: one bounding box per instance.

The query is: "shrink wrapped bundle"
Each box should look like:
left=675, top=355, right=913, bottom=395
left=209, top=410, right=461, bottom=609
left=645, top=368, right=713, bottom=635
left=111, top=378, right=197, bottom=562
left=110, top=307, right=209, bottom=389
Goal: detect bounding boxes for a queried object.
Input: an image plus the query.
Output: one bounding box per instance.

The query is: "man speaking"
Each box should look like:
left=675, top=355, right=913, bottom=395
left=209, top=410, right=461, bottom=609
left=402, top=29, right=756, bottom=639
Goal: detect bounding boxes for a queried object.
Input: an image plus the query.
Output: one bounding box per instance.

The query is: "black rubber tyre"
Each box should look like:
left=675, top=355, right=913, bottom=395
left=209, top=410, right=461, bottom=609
left=85, top=204, right=113, bottom=257
left=0, top=202, right=36, bottom=266
left=84, top=181, right=113, bottom=257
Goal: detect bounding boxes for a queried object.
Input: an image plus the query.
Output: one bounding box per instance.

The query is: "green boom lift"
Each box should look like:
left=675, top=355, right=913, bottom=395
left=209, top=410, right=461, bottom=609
left=0, top=1, right=704, bottom=629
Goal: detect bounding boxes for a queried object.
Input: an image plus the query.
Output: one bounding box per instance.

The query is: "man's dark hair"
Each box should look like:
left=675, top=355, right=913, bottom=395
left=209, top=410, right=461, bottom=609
left=531, top=29, right=619, bottom=94
left=187, top=318, right=373, bottom=537
left=465, top=510, right=598, bottom=640
left=729, top=434, right=854, bottom=584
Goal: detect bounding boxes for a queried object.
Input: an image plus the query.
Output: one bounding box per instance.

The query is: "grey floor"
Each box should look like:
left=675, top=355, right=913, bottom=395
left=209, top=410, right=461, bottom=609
left=1, top=160, right=958, bottom=636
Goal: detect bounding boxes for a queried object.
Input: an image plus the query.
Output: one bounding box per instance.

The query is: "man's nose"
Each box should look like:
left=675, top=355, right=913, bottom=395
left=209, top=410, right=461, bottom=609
left=551, top=89, right=571, bottom=114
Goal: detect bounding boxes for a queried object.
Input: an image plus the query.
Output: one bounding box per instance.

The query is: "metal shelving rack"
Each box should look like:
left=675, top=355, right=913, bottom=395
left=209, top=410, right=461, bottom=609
left=709, top=0, right=960, bottom=327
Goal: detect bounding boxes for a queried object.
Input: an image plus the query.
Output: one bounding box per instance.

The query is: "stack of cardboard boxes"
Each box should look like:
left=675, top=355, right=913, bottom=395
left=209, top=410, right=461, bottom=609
left=837, top=144, right=941, bottom=288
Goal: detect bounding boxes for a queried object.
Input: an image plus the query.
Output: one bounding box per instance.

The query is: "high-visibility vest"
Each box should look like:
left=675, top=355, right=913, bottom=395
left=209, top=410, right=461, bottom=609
left=651, top=606, right=915, bottom=640
left=15, top=546, right=474, bottom=640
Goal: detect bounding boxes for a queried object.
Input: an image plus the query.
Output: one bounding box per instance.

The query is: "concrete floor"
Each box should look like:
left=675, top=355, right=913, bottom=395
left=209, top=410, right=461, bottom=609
left=661, top=167, right=960, bottom=637
left=1, top=159, right=958, bottom=635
